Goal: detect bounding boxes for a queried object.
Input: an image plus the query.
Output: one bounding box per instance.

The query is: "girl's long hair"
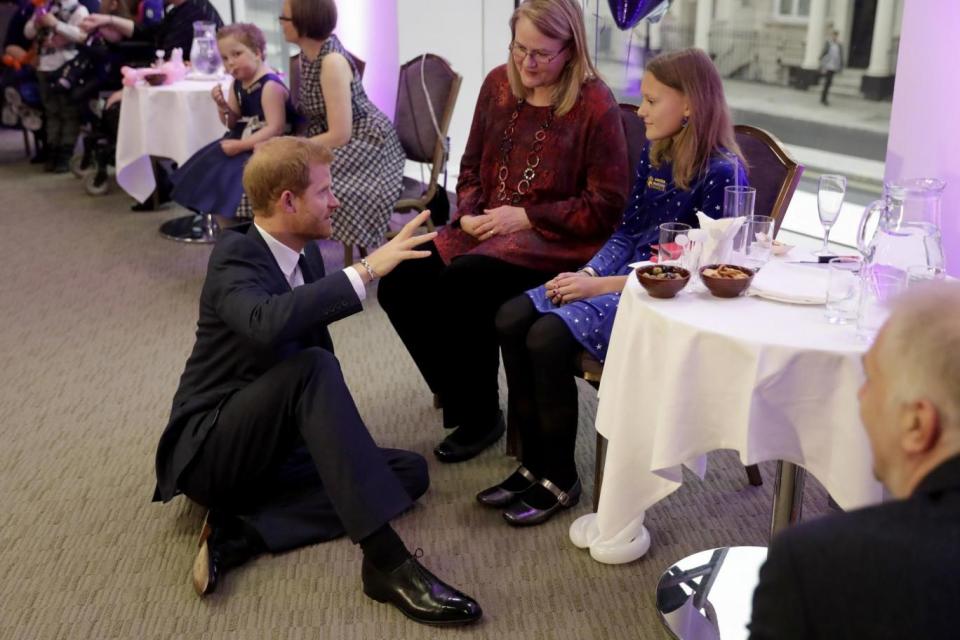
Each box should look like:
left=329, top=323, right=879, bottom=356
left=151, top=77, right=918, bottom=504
left=646, top=48, right=744, bottom=189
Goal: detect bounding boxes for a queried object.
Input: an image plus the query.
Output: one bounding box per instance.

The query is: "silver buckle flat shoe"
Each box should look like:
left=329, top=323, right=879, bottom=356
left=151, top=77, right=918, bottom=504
left=502, top=477, right=582, bottom=527
left=476, top=465, right=538, bottom=508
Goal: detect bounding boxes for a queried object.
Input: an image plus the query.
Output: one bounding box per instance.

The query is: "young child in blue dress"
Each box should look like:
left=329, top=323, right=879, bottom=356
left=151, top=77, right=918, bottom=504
left=171, top=23, right=296, bottom=218
left=479, top=48, right=750, bottom=527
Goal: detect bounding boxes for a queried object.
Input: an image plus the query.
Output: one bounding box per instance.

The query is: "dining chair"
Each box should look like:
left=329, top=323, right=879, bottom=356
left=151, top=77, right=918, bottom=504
left=733, top=124, right=804, bottom=234
left=378, top=53, right=462, bottom=246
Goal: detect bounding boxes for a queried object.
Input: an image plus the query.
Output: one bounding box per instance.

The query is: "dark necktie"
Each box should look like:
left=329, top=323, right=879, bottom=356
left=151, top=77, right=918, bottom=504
left=297, top=254, right=314, bottom=285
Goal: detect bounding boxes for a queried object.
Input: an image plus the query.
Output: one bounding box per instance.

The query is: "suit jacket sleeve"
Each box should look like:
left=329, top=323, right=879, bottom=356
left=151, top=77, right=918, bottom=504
left=748, top=531, right=811, bottom=640
left=210, top=237, right=362, bottom=348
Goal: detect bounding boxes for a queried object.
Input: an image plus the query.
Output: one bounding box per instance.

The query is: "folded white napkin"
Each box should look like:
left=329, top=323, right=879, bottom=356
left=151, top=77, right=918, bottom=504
left=750, top=261, right=829, bottom=304
left=691, top=213, right=745, bottom=267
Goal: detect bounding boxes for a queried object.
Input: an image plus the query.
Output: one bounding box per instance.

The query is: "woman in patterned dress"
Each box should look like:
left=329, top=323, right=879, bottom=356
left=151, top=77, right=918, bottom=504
left=485, top=49, right=749, bottom=527
left=280, top=0, right=404, bottom=253
left=378, top=0, right=629, bottom=465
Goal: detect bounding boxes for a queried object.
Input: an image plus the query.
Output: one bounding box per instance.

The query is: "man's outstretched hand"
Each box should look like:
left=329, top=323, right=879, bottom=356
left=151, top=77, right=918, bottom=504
left=358, top=210, right=437, bottom=281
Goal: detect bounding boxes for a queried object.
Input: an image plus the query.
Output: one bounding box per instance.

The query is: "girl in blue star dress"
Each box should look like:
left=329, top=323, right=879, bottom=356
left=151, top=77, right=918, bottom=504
left=480, top=49, right=749, bottom=526
left=171, top=23, right=296, bottom=218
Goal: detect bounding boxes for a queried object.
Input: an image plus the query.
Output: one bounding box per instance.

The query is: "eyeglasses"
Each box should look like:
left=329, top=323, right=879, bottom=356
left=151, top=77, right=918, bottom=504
left=509, top=42, right=567, bottom=65
left=278, top=14, right=293, bottom=22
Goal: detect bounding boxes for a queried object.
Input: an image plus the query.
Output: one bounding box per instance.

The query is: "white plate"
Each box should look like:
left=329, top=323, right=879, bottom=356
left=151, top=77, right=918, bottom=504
left=749, top=288, right=825, bottom=305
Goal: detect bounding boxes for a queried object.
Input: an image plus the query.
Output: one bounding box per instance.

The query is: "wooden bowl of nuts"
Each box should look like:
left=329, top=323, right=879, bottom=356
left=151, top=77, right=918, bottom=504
left=636, top=264, right=691, bottom=299
left=699, top=264, right=755, bottom=298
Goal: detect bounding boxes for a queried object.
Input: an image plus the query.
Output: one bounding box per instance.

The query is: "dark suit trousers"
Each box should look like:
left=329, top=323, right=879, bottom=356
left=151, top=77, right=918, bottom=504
left=177, top=348, right=427, bottom=553
left=821, top=70, right=835, bottom=102
left=377, top=242, right=553, bottom=432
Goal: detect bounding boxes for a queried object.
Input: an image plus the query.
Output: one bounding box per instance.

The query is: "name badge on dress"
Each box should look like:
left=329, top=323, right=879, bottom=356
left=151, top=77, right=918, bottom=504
left=647, top=176, right=668, bottom=192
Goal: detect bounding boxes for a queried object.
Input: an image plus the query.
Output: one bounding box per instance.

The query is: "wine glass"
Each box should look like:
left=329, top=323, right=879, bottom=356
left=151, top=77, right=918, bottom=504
left=817, top=174, right=847, bottom=256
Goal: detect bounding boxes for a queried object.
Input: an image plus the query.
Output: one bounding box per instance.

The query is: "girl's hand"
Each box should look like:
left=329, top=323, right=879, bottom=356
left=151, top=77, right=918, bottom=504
left=220, top=139, right=246, bottom=156
left=211, top=85, right=229, bottom=110
left=546, top=273, right=605, bottom=305
left=39, top=12, right=59, bottom=28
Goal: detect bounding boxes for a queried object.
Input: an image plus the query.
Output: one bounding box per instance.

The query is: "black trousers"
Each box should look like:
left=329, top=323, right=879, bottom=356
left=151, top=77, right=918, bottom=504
left=377, top=242, right=553, bottom=432
left=821, top=71, right=835, bottom=103
left=496, top=295, right=581, bottom=485
left=36, top=70, right=81, bottom=149
left=177, top=348, right=428, bottom=553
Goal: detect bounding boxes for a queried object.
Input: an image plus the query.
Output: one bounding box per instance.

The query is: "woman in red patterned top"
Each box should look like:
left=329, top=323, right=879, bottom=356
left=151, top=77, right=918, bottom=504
left=378, top=0, right=628, bottom=463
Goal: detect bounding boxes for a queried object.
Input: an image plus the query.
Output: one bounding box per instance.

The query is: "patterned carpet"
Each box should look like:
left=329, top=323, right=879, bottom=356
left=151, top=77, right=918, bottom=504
left=0, top=130, right=833, bottom=639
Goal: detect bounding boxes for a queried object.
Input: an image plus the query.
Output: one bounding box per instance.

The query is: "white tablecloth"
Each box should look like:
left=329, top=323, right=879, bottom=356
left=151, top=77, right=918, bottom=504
left=590, top=272, right=885, bottom=549
left=115, top=80, right=227, bottom=203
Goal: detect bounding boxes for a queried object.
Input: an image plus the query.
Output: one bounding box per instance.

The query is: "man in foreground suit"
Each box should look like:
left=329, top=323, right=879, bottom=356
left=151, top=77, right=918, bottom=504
left=154, top=137, right=482, bottom=626
left=749, top=282, right=960, bottom=639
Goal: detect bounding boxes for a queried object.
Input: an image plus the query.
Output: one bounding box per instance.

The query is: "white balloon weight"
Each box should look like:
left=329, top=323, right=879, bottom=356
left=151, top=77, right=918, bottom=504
left=569, top=513, right=651, bottom=564
left=569, top=513, right=601, bottom=548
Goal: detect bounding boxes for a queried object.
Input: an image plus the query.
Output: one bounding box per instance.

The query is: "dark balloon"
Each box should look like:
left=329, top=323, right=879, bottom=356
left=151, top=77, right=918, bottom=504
left=606, top=0, right=670, bottom=30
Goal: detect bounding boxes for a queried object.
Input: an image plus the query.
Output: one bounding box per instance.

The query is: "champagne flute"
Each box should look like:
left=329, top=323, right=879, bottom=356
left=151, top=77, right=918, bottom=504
left=816, top=174, right=847, bottom=256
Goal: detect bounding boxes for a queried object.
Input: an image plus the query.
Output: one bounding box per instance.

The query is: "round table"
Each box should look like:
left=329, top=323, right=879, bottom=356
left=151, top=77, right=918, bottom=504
left=115, top=79, right=228, bottom=242
left=569, top=271, right=885, bottom=565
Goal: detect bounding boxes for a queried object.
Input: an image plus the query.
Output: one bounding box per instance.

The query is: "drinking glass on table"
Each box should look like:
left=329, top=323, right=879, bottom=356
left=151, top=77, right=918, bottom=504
left=723, top=185, right=756, bottom=219
left=817, top=174, right=847, bottom=256
left=856, top=266, right=907, bottom=341
left=658, top=222, right=692, bottom=266
left=906, top=264, right=947, bottom=287
left=825, top=257, right=862, bottom=324
left=731, top=215, right=774, bottom=272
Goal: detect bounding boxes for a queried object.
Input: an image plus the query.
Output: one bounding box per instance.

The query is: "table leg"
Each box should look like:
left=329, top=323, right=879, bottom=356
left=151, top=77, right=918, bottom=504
left=593, top=433, right=608, bottom=511
left=770, top=461, right=806, bottom=538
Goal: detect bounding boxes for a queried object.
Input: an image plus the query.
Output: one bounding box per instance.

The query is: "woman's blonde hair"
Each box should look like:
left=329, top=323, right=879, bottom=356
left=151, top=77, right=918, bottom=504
left=646, top=48, right=744, bottom=190
left=242, top=137, right=334, bottom=216
left=506, top=0, right=599, bottom=117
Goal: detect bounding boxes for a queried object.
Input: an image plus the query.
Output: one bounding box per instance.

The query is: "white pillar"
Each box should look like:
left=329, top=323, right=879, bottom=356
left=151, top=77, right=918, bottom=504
left=649, top=20, right=663, bottom=51
left=801, top=0, right=829, bottom=70
left=866, top=0, right=897, bottom=77
left=832, top=0, right=852, bottom=59
left=694, top=0, right=712, bottom=52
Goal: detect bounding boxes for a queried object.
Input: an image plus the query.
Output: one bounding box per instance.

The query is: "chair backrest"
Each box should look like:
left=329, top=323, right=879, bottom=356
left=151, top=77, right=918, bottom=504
left=394, top=53, right=462, bottom=167
left=734, top=124, right=803, bottom=235
left=619, top=103, right=647, bottom=192
left=287, top=48, right=366, bottom=110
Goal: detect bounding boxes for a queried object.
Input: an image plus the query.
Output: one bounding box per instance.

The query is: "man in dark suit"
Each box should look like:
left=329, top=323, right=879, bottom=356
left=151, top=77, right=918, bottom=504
left=153, top=137, right=481, bottom=626
left=749, top=282, right=960, bottom=639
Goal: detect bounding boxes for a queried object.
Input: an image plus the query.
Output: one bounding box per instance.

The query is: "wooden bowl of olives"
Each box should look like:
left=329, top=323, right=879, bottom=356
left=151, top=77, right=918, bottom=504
left=699, top=264, right=755, bottom=298
left=636, top=264, right=690, bottom=299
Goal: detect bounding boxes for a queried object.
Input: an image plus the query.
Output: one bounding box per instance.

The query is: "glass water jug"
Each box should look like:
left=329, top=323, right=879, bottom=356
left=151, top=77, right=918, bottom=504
left=856, top=178, right=946, bottom=276
left=189, top=21, right=222, bottom=75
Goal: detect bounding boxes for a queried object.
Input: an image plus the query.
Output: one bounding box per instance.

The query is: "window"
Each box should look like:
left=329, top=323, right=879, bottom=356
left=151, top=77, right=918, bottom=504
left=776, top=0, right=811, bottom=18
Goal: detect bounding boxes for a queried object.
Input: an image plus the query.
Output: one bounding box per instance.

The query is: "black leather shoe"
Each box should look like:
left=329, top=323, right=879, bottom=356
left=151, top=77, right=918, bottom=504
left=503, top=478, right=582, bottom=527
left=192, top=513, right=264, bottom=597
left=476, top=465, right=537, bottom=508
left=433, top=415, right=505, bottom=463
left=362, top=554, right=482, bottom=626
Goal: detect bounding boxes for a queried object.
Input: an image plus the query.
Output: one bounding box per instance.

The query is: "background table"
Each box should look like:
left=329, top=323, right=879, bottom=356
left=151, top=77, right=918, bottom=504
left=578, top=272, right=884, bottom=561
left=116, top=80, right=227, bottom=204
